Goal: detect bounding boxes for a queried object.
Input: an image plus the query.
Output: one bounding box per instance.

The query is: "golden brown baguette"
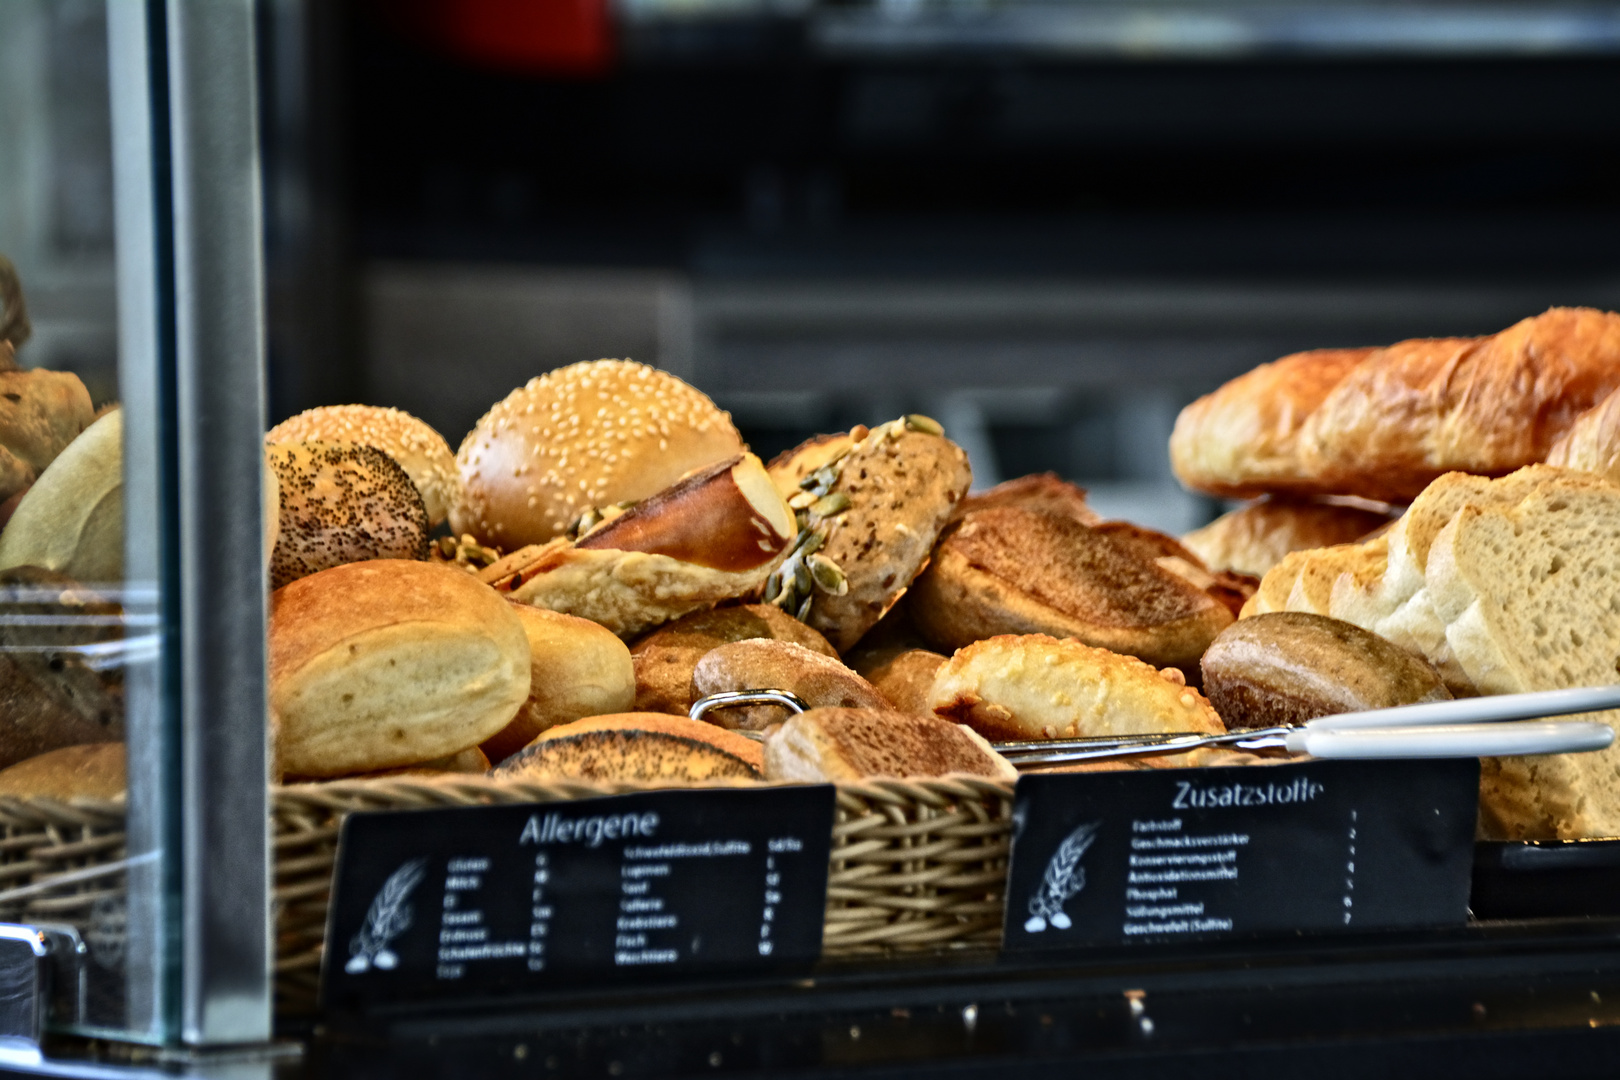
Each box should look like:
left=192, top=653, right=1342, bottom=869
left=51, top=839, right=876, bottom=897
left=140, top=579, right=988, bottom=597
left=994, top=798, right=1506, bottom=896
left=1173, top=308, right=1620, bottom=504
left=1546, top=381, right=1620, bottom=482
left=1182, top=497, right=1395, bottom=578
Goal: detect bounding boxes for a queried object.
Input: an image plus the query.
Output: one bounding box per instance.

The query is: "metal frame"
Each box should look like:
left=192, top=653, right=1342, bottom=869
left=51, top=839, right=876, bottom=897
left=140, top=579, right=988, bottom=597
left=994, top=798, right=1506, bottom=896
left=107, top=0, right=272, bottom=1048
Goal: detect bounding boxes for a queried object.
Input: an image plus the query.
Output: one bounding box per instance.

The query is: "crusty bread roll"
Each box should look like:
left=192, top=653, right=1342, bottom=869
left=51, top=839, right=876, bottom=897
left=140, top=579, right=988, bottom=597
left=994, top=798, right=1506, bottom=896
left=909, top=507, right=1233, bottom=673
left=1172, top=308, right=1620, bottom=504
left=493, top=713, right=763, bottom=783
left=629, top=603, right=838, bottom=715
left=691, top=639, right=891, bottom=730
left=930, top=634, right=1225, bottom=742
left=766, top=418, right=972, bottom=652
left=0, top=407, right=122, bottom=582
left=268, top=404, right=459, bottom=526
left=0, top=743, right=125, bottom=800
left=852, top=647, right=947, bottom=719
left=452, top=360, right=744, bottom=549
left=481, top=606, right=635, bottom=764
left=270, top=560, right=530, bottom=777
left=1182, top=498, right=1396, bottom=578
left=1201, top=612, right=1449, bottom=730
left=266, top=442, right=430, bottom=590
left=344, top=746, right=492, bottom=780
left=1547, top=382, right=1620, bottom=483
left=482, top=454, right=796, bottom=638
left=0, top=568, right=123, bottom=769
left=763, top=707, right=1016, bottom=782
left=952, top=472, right=1099, bottom=526
left=1170, top=348, right=1376, bottom=499
left=0, top=339, right=94, bottom=506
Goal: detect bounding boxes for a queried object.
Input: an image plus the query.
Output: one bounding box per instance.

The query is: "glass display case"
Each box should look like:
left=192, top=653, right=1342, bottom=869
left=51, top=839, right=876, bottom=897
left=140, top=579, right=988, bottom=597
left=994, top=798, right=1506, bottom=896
left=6, top=1, right=1620, bottom=1076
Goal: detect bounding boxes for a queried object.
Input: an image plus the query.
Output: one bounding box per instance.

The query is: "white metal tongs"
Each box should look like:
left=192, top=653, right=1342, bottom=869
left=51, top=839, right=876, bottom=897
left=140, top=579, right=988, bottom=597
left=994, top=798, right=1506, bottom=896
left=690, top=685, right=1620, bottom=768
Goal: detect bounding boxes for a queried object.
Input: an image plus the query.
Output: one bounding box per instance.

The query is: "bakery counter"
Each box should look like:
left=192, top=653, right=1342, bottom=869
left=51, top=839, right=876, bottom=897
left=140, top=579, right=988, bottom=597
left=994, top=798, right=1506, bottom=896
left=294, top=918, right=1620, bottom=1078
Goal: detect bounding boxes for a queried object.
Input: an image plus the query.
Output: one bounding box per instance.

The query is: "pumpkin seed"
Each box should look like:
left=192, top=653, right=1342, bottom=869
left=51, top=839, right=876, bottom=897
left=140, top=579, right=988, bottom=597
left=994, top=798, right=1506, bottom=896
left=904, top=413, right=944, bottom=436
left=807, top=554, right=848, bottom=596
left=795, top=593, right=815, bottom=622
left=792, top=557, right=813, bottom=597
left=788, top=490, right=818, bottom=510
left=810, top=492, right=851, bottom=518
left=793, top=528, right=824, bottom=557
left=764, top=570, right=784, bottom=604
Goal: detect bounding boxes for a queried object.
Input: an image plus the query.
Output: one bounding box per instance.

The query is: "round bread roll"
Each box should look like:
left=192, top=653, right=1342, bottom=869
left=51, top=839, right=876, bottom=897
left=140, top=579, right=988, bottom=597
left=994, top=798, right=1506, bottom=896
left=270, top=560, right=530, bottom=778
left=268, top=404, right=458, bottom=526
left=0, top=407, right=122, bottom=582
left=763, top=707, right=1016, bottom=783
left=0, top=743, right=125, bottom=800
left=629, top=603, right=838, bottom=715
left=691, top=639, right=891, bottom=730
left=1200, top=612, right=1450, bottom=729
left=492, top=713, right=763, bottom=783
left=267, top=441, right=431, bottom=590
left=930, top=634, right=1225, bottom=742
left=451, top=359, right=744, bottom=549
left=909, top=507, right=1234, bottom=675
left=481, top=606, right=636, bottom=764
left=853, top=647, right=947, bottom=719
left=345, top=746, right=492, bottom=780
left=765, top=417, right=972, bottom=652
left=1182, top=498, right=1396, bottom=578
left=0, top=341, right=95, bottom=506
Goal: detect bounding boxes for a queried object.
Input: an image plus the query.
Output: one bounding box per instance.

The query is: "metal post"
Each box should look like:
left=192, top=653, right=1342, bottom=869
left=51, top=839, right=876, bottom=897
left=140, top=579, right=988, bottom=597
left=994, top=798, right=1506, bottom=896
left=165, top=0, right=273, bottom=1047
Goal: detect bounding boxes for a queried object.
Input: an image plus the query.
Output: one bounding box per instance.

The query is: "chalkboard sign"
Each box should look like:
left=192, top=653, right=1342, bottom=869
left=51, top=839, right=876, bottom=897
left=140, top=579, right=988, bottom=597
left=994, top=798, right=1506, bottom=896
left=322, top=785, right=836, bottom=1010
left=1002, top=758, right=1479, bottom=951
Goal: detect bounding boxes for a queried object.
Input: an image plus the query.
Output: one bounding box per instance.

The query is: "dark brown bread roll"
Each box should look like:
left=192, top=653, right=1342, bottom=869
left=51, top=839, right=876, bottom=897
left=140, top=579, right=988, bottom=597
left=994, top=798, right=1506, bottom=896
left=691, top=639, right=890, bottom=730
left=1200, top=611, right=1450, bottom=730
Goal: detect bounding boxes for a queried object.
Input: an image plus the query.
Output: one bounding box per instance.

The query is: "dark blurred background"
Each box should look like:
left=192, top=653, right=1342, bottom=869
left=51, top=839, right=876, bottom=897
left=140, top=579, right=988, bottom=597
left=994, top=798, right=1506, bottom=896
left=227, top=1, right=1620, bottom=526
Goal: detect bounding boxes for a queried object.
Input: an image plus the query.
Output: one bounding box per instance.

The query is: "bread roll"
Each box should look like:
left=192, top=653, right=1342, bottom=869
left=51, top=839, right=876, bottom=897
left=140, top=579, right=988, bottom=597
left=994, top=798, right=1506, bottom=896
left=1200, top=612, right=1450, bottom=730
left=1170, top=348, right=1376, bottom=499
left=910, top=507, right=1233, bottom=673
left=268, top=404, right=459, bottom=525
left=481, top=606, right=635, bottom=764
left=493, top=713, right=763, bottom=783
left=482, top=454, right=796, bottom=639
left=344, top=746, right=492, bottom=780
left=763, top=707, right=1016, bottom=782
left=691, top=639, right=890, bottom=730
left=267, top=442, right=430, bottom=590
left=270, top=560, right=530, bottom=777
left=0, top=568, right=122, bottom=769
left=853, top=647, right=947, bottom=718
left=629, top=603, right=838, bottom=715
left=953, top=472, right=1099, bottom=526
left=766, top=417, right=972, bottom=652
left=0, top=339, right=94, bottom=506
left=452, top=360, right=744, bottom=549
left=0, top=743, right=124, bottom=800
left=1182, top=498, right=1396, bottom=578
left=0, top=408, right=122, bottom=582
left=930, top=634, right=1225, bottom=742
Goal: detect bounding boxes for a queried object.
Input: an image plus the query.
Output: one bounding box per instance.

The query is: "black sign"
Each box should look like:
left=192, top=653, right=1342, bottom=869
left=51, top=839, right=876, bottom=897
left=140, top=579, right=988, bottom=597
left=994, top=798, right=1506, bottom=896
left=1002, top=758, right=1479, bottom=951
left=322, top=785, right=836, bottom=1010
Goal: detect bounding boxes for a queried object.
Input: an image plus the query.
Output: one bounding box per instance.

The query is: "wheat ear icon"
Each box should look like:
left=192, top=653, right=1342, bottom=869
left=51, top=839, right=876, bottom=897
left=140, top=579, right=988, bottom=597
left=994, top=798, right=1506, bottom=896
left=1024, top=822, right=1098, bottom=933
left=346, top=857, right=428, bottom=973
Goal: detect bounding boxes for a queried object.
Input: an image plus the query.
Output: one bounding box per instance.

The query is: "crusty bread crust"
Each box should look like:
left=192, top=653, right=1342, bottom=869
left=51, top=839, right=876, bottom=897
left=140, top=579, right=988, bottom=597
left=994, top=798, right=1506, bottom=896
left=929, top=634, right=1225, bottom=742
left=493, top=712, right=763, bottom=782
left=692, top=640, right=889, bottom=730
left=270, top=560, right=531, bottom=777
left=763, top=707, right=1015, bottom=782
left=629, top=604, right=837, bottom=715
left=0, top=743, right=124, bottom=800
left=910, top=508, right=1233, bottom=672
left=1182, top=498, right=1393, bottom=578
left=1548, top=382, right=1620, bottom=482
left=1172, top=308, right=1620, bottom=504
left=1170, top=347, right=1375, bottom=499
left=953, top=472, right=1099, bottom=526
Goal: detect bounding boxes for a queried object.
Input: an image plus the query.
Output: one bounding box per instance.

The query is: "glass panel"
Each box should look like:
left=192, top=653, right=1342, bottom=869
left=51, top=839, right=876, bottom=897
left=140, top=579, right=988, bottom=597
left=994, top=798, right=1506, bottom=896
left=0, top=0, right=172, bottom=1043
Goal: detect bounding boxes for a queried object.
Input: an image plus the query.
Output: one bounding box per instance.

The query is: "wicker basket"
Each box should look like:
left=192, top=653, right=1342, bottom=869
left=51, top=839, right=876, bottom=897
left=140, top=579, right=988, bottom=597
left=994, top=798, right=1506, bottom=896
left=0, top=776, right=1015, bottom=1016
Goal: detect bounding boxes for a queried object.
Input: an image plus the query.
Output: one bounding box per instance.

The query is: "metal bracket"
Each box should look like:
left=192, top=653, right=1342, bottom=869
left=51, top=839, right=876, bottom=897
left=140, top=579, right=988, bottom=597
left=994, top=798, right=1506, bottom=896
left=0, top=923, right=88, bottom=1056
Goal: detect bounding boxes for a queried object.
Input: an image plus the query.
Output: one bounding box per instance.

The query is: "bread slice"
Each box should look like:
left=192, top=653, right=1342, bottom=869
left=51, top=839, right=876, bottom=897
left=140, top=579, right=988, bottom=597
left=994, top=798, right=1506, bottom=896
left=763, top=707, right=1016, bottom=782
left=492, top=713, right=764, bottom=783
left=1425, top=475, right=1620, bottom=838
